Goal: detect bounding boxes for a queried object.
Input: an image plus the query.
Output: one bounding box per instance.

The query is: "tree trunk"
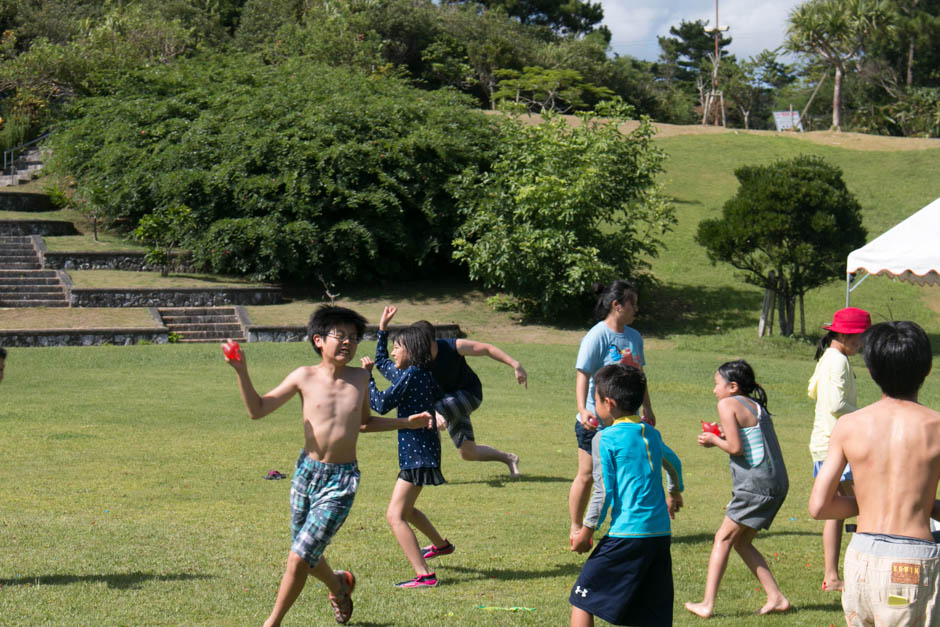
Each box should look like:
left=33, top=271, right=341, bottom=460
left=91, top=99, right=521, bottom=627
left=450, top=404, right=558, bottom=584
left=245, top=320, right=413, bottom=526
left=832, top=63, right=844, bottom=131
left=907, top=37, right=915, bottom=87
left=777, top=290, right=796, bottom=336
left=908, top=0, right=919, bottom=87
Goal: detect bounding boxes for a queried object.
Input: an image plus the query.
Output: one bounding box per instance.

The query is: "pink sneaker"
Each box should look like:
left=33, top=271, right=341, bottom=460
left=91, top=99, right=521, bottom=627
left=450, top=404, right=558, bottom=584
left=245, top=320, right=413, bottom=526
left=421, top=541, right=455, bottom=560
left=395, top=573, right=438, bottom=588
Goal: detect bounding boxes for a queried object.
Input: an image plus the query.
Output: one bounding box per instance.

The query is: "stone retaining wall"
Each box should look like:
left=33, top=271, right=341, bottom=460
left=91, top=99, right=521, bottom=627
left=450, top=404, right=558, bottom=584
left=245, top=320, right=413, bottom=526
left=42, top=250, right=195, bottom=272
left=70, top=287, right=282, bottom=308
left=247, top=323, right=461, bottom=344
left=0, top=192, right=54, bottom=213
left=0, top=327, right=169, bottom=347
left=0, top=219, right=78, bottom=236
left=0, top=322, right=462, bottom=348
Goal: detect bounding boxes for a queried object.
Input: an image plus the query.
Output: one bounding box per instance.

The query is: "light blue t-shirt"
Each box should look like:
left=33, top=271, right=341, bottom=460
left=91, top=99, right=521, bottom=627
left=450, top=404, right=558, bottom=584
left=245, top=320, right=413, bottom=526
left=575, top=320, right=646, bottom=416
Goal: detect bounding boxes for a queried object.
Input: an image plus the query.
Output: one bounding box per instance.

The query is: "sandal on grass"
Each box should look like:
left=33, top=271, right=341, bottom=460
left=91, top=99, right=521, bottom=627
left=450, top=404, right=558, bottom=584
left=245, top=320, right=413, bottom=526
left=328, top=570, right=355, bottom=624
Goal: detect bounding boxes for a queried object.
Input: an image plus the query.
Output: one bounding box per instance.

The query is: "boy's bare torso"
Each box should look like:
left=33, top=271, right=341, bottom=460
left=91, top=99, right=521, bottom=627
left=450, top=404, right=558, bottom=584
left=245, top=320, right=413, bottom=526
left=840, top=398, right=940, bottom=541
left=295, top=364, right=370, bottom=465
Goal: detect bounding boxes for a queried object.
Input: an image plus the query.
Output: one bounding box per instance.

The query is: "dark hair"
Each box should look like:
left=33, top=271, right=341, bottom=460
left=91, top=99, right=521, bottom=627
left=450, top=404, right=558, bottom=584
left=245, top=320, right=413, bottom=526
left=716, top=360, right=768, bottom=409
left=814, top=331, right=838, bottom=361
left=0, top=347, right=6, bottom=359
left=411, top=320, right=436, bottom=342
left=593, top=279, right=637, bottom=321
left=307, top=305, right=366, bottom=355
left=593, top=364, right=646, bottom=415
left=862, top=321, right=932, bottom=398
left=394, top=326, right=433, bottom=369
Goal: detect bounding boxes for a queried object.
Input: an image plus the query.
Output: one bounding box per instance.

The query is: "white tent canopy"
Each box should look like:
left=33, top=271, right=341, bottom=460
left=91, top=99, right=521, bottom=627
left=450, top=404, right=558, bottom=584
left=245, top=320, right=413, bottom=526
left=846, top=197, right=940, bottom=304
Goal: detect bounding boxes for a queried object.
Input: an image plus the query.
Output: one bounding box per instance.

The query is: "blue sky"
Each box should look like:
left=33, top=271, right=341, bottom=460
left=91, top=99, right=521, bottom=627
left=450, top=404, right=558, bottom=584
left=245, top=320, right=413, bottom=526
left=598, top=0, right=805, bottom=62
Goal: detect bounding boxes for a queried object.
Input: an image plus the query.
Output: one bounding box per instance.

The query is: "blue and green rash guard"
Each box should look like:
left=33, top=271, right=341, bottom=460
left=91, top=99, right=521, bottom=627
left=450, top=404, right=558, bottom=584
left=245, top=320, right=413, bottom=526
left=597, top=418, right=684, bottom=538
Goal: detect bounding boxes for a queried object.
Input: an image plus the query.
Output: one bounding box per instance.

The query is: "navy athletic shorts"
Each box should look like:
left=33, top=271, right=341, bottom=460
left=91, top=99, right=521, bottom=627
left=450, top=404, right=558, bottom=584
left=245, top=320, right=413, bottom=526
left=569, top=534, right=673, bottom=626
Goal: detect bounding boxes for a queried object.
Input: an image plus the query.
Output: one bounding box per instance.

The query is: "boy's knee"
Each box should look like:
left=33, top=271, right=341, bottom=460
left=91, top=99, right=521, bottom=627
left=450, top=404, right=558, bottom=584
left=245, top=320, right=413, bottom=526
left=287, top=550, right=315, bottom=572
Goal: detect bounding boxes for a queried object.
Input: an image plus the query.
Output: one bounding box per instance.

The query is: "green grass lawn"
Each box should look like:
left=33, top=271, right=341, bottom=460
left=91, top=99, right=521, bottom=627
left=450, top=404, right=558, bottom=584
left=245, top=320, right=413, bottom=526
left=3, top=339, right=938, bottom=625
left=3, top=132, right=940, bottom=624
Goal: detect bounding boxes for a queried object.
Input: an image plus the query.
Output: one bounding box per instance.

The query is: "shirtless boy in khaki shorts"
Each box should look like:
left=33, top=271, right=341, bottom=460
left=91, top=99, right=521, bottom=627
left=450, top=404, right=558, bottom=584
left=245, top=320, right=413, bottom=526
left=810, top=320, right=940, bottom=626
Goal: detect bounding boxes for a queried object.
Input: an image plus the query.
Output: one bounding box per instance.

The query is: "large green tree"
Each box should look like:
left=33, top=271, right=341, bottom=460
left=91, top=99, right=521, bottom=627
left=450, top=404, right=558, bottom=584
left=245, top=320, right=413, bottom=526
left=657, top=19, right=732, bottom=86
left=696, top=155, right=867, bottom=336
left=786, top=0, right=895, bottom=130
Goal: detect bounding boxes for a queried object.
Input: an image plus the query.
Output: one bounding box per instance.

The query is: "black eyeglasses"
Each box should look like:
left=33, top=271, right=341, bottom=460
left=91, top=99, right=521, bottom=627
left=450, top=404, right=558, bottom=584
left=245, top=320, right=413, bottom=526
left=326, top=332, right=361, bottom=343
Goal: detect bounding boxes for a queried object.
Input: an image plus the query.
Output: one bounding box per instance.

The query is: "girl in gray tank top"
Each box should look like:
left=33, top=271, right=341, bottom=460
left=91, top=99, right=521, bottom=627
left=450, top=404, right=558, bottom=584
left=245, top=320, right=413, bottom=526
left=685, top=360, right=790, bottom=619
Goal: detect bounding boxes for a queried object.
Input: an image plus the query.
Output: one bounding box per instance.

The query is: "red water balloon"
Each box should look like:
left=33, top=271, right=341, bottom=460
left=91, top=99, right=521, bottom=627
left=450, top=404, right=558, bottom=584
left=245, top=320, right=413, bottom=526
left=222, top=340, right=242, bottom=362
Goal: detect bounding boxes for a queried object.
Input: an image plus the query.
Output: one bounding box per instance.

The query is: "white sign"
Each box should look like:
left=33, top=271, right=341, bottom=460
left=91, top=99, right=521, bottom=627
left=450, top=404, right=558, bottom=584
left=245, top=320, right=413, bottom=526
left=773, top=111, right=803, bottom=132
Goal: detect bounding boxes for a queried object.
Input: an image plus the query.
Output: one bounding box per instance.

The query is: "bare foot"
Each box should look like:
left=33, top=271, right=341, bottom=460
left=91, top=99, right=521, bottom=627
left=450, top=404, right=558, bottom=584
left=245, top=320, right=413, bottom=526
left=684, top=601, right=713, bottom=618
left=822, top=578, right=844, bottom=592
left=507, top=453, right=520, bottom=478
left=757, top=596, right=790, bottom=615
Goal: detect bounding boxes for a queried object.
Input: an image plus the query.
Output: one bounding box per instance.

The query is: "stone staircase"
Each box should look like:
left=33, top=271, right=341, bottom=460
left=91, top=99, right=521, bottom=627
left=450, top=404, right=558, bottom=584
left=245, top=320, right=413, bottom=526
left=1, top=147, right=44, bottom=187
left=157, top=307, right=246, bottom=343
left=0, top=236, right=69, bottom=307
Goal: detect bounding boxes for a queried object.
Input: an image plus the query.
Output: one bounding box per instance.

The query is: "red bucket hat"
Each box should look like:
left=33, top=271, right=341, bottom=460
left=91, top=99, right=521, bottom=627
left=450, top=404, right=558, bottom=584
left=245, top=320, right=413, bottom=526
left=822, top=307, right=871, bottom=334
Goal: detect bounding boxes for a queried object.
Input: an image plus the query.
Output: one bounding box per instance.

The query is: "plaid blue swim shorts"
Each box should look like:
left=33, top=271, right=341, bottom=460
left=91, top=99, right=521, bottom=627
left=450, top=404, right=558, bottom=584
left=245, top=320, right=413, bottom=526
left=289, top=451, right=360, bottom=567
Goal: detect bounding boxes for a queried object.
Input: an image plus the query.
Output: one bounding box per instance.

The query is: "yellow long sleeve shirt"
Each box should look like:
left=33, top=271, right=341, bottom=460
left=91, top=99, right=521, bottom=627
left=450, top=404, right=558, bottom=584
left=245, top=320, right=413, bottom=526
left=807, top=347, right=857, bottom=462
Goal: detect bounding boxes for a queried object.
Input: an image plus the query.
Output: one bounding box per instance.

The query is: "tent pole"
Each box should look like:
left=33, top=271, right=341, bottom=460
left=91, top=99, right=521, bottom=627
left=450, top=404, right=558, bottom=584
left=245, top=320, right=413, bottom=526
left=846, top=272, right=851, bottom=307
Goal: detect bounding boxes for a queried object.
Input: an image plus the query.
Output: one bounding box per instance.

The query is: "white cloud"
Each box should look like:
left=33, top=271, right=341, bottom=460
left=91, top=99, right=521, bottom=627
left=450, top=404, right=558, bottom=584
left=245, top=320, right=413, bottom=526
left=598, top=0, right=803, bottom=61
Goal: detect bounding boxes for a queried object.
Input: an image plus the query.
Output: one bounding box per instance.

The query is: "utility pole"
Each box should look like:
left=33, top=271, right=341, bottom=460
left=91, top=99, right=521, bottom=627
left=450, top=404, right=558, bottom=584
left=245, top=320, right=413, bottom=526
left=703, top=0, right=729, bottom=126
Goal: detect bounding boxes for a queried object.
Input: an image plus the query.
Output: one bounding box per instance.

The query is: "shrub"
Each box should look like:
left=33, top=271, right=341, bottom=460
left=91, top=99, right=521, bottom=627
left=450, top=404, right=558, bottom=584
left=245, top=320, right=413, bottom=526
left=451, top=101, right=674, bottom=317
left=48, top=54, right=499, bottom=284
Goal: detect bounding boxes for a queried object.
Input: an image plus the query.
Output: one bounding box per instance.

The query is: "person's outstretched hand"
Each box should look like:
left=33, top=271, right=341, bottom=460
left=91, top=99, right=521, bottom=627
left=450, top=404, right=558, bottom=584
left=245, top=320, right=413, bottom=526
left=360, top=356, right=375, bottom=373
left=406, top=411, right=435, bottom=430
left=379, top=305, right=397, bottom=331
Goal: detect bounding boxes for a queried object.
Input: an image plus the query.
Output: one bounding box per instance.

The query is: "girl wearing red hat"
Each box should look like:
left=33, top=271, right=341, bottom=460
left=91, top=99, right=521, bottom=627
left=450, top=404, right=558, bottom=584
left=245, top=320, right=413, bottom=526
left=807, top=306, right=871, bottom=592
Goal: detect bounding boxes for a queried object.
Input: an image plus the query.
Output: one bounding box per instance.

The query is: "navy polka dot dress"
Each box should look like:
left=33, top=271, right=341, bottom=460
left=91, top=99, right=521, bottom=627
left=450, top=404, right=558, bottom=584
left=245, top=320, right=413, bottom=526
left=369, top=364, right=442, bottom=471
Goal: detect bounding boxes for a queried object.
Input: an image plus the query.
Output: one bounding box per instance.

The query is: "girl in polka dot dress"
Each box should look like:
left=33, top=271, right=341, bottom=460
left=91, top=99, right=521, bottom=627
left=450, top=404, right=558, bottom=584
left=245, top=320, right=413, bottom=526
left=362, top=326, right=450, bottom=588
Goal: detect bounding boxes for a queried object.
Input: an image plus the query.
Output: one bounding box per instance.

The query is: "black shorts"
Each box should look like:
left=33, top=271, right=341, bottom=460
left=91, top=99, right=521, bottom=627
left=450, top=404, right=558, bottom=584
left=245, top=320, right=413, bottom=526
left=574, top=419, right=598, bottom=453
left=569, top=535, right=673, bottom=626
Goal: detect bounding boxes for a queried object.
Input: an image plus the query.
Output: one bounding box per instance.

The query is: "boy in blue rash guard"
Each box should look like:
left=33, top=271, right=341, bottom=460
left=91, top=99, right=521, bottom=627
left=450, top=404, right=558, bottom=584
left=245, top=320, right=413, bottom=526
left=569, top=364, right=683, bottom=627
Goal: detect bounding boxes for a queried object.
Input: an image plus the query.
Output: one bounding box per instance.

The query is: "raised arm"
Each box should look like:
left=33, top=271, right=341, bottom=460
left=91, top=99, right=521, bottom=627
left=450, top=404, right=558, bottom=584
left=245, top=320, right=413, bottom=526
left=455, top=339, right=527, bottom=387
left=374, top=329, right=402, bottom=384
left=224, top=347, right=299, bottom=420
left=809, top=422, right=859, bottom=520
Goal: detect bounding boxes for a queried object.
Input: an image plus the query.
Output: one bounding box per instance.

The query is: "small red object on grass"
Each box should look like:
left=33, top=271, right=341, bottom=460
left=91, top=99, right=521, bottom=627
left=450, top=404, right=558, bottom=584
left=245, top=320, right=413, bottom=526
left=701, top=421, right=721, bottom=436
left=222, top=340, right=242, bottom=362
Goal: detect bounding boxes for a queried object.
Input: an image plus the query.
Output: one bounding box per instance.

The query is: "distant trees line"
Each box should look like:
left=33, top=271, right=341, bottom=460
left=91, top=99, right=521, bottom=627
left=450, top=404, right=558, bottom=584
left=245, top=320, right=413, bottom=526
left=3, top=0, right=940, bottom=141
left=0, top=0, right=897, bottom=320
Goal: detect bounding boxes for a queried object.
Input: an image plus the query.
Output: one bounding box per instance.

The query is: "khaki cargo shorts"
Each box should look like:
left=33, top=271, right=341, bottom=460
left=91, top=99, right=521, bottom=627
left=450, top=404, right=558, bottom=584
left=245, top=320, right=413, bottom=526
left=843, top=532, right=940, bottom=626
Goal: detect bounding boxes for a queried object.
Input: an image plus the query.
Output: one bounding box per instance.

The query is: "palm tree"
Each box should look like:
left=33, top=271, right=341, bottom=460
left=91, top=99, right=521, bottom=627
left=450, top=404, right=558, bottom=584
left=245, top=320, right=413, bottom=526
left=785, top=0, right=894, bottom=130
